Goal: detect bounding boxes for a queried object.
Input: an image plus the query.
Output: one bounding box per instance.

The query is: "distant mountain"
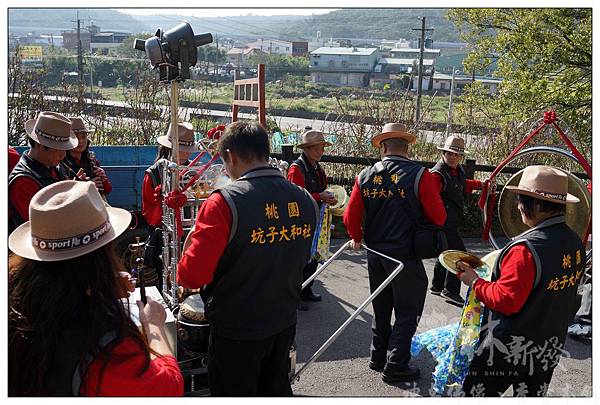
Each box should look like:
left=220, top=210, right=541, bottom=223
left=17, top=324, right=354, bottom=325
left=278, top=8, right=460, bottom=43
left=8, top=8, right=310, bottom=40
left=8, top=8, right=461, bottom=44
left=8, top=8, right=147, bottom=34
left=133, top=13, right=308, bottom=37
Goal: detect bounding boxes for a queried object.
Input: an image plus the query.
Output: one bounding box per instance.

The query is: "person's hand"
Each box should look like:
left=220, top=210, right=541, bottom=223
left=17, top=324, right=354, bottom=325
left=93, top=166, right=106, bottom=179
left=456, top=261, right=479, bottom=287
left=320, top=191, right=337, bottom=205
left=350, top=239, right=361, bottom=251
left=116, top=271, right=135, bottom=298
left=73, top=168, right=89, bottom=181
left=136, top=296, right=167, bottom=328
left=92, top=176, right=104, bottom=190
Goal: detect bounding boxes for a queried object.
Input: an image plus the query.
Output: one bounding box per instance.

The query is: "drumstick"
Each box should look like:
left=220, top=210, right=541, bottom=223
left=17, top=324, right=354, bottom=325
left=135, top=257, right=147, bottom=305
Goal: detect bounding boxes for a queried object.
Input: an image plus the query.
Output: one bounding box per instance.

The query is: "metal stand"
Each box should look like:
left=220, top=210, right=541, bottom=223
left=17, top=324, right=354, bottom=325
left=291, top=242, right=405, bottom=382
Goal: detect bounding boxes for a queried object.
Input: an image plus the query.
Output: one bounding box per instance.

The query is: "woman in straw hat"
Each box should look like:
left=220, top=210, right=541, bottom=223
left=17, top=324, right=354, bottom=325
left=429, top=135, right=484, bottom=306
left=456, top=165, right=585, bottom=396
left=8, top=181, right=183, bottom=396
left=287, top=129, right=337, bottom=305
left=63, top=117, right=112, bottom=198
left=142, top=121, right=198, bottom=229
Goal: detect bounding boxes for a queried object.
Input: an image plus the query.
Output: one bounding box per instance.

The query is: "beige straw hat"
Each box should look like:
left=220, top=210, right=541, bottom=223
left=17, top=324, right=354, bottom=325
left=437, top=135, right=468, bottom=155
left=157, top=121, right=199, bottom=152
left=371, top=123, right=417, bottom=148
left=9, top=180, right=131, bottom=261
left=24, top=111, right=78, bottom=150
left=505, top=165, right=580, bottom=205
left=296, top=130, right=332, bottom=149
left=69, top=116, right=94, bottom=134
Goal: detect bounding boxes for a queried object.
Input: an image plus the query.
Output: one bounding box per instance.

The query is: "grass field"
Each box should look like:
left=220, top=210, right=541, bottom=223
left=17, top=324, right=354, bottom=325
left=84, top=82, right=454, bottom=124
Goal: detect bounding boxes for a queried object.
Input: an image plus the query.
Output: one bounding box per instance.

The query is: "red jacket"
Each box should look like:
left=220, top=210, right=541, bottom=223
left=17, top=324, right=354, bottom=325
left=473, top=244, right=536, bottom=316
left=8, top=146, right=20, bottom=173
left=80, top=337, right=184, bottom=396
left=287, top=162, right=327, bottom=203
left=177, top=192, right=232, bottom=288
left=142, top=173, right=163, bottom=227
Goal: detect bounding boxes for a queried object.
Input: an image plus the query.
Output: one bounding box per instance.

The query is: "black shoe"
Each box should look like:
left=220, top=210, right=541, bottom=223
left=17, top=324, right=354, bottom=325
left=382, top=365, right=420, bottom=383
left=368, top=360, right=385, bottom=372
left=301, top=291, right=322, bottom=302
left=441, top=289, right=465, bottom=306
left=298, top=302, right=309, bottom=311
left=429, top=286, right=442, bottom=296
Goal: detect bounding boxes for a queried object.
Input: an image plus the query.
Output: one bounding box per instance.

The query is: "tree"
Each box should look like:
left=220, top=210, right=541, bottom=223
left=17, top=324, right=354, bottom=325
left=246, top=53, right=309, bottom=81
left=448, top=9, right=592, bottom=155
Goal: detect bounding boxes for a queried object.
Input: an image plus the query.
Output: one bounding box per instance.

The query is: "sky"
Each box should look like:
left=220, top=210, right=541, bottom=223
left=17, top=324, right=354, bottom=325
left=116, top=8, right=338, bottom=18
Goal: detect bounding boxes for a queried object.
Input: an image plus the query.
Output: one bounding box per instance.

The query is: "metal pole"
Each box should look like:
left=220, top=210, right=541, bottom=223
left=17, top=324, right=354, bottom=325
left=415, top=17, right=426, bottom=122
left=446, top=67, right=457, bottom=136
left=171, top=81, right=180, bottom=166
left=302, top=240, right=351, bottom=290
left=77, top=13, right=83, bottom=88
left=292, top=245, right=404, bottom=382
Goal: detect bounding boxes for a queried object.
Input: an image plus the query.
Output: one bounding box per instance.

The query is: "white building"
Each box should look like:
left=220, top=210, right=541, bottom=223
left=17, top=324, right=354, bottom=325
left=389, top=48, right=441, bottom=60
left=246, top=39, right=293, bottom=56
left=309, top=47, right=379, bottom=87
left=432, top=72, right=502, bottom=95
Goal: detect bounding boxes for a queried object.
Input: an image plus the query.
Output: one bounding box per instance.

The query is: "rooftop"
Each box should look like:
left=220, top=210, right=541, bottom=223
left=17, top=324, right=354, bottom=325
left=433, top=72, right=503, bottom=83
left=379, top=58, right=435, bottom=66
left=311, top=47, right=379, bottom=56
left=390, top=48, right=441, bottom=54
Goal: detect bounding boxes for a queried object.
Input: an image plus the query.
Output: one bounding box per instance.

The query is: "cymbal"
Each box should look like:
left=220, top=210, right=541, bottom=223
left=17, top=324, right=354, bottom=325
left=498, top=168, right=591, bottom=240
left=438, top=250, right=484, bottom=275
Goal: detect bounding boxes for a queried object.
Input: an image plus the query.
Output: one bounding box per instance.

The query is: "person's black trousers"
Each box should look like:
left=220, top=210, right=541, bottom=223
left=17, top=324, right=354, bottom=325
left=301, top=259, right=319, bottom=296
left=462, top=348, right=555, bottom=397
left=367, top=251, right=427, bottom=371
left=207, top=324, right=296, bottom=396
left=431, top=227, right=465, bottom=294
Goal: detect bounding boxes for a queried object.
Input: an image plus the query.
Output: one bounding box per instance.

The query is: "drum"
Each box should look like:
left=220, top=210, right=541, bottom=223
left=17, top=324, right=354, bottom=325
left=176, top=294, right=210, bottom=355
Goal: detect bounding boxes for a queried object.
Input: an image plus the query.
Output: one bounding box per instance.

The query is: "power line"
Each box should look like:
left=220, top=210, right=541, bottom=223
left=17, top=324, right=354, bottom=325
left=214, top=16, right=285, bottom=38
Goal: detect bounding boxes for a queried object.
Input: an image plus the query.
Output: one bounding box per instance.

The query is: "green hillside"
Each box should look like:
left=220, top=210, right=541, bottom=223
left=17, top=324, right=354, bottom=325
left=279, top=8, right=460, bottom=42
left=8, top=8, right=147, bottom=33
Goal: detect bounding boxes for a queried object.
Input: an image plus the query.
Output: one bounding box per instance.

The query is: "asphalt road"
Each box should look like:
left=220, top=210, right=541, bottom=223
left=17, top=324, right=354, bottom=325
left=292, top=239, right=592, bottom=397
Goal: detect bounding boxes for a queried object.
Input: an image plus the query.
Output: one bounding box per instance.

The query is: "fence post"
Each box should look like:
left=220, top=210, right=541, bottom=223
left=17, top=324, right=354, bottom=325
left=464, top=158, right=476, bottom=179
left=282, top=144, right=294, bottom=164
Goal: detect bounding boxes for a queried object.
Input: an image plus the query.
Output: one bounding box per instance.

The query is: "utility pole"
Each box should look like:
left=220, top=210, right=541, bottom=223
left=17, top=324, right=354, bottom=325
left=76, top=12, right=84, bottom=90
left=412, top=17, right=433, bottom=123
left=446, top=67, right=457, bottom=136
left=214, top=34, right=219, bottom=77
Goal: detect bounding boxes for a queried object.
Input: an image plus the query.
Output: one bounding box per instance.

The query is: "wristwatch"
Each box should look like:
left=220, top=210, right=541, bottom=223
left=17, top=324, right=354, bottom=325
left=470, top=277, right=480, bottom=289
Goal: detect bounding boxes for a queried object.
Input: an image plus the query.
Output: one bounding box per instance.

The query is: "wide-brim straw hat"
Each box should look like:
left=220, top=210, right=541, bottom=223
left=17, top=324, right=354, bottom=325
left=69, top=116, right=94, bottom=134
left=438, top=135, right=468, bottom=155
left=505, top=165, right=580, bottom=205
left=9, top=180, right=131, bottom=261
left=157, top=121, right=199, bottom=152
left=25, top=111, right=78, bottom=151
left=296, top=130, right=332, bottom=149
left=371, top=123, right=416, bottom=148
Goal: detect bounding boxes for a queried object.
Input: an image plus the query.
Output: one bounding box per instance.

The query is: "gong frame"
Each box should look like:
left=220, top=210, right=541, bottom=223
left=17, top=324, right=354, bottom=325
left=484, top=145, right=591, bottom=250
